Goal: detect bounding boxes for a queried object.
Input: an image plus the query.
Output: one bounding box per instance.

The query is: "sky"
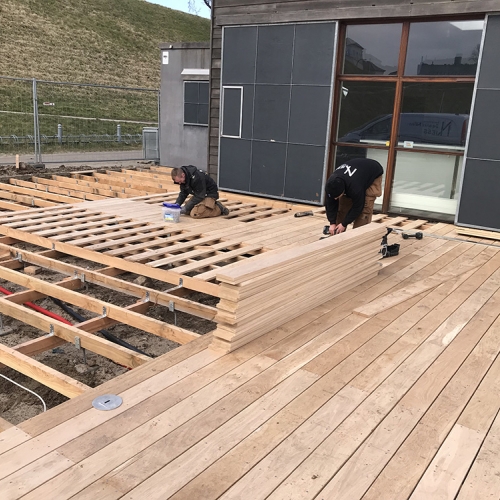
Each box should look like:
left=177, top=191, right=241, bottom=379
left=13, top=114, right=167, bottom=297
left=145, top=0, right=210, bottom=18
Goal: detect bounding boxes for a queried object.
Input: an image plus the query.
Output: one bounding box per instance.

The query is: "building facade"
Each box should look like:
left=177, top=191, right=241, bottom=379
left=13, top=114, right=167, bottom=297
left=159, top=42, right=210, bottom=169
left=207, top=0, right=500, bottom=230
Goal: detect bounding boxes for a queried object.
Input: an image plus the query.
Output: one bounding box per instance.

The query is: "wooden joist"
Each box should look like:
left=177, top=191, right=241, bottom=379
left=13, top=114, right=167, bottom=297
left=0, top=265, right=201, bottom=345
left=0, top=244, right=216, bottom=320
left=0, top=343, right=89, bottom=398
left=0, top=189, right=58, bottom=208
left=12, top=335, right=67, bottom=358
left=0, top=199, right=29, bottom=211
left=0, top=182, right=81, bottom=204
left=10, top=178, right=106, bottom=201
left=90, top=172, right=168, bottom=192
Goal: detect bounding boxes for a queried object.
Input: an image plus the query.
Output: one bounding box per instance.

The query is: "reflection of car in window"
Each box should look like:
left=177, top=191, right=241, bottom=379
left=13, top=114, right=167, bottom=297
left=339, top=113, right=469, bottom=147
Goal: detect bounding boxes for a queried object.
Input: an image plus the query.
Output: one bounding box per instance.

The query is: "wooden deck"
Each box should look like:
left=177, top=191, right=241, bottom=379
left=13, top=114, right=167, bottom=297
left=1, top=220, right=500, bottom=498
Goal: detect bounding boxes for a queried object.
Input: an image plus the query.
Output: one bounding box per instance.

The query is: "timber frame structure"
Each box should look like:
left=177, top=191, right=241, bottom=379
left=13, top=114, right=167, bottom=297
left=0, top=165, right=398, bottom=390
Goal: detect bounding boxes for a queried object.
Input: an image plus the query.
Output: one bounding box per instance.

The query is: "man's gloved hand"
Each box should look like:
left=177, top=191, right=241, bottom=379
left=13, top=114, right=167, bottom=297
left=180, top=206, right=186, bottom=215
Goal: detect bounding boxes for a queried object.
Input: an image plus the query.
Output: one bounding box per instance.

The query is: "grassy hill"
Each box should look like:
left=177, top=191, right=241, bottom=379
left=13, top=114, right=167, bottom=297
left=0, top=0, right=210, bottom=88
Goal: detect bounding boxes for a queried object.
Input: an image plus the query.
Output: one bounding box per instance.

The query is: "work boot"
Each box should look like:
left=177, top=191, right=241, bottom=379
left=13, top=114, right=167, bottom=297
left=216, top=201, right=230, bottom=216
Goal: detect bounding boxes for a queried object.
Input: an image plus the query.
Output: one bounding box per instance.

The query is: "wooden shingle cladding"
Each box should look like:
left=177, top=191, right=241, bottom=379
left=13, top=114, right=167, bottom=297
left=208, top=25, right=222, bottom=180
left=207, top=0, right=495, bottom=180
left=212, top=0, right=496, bottom=24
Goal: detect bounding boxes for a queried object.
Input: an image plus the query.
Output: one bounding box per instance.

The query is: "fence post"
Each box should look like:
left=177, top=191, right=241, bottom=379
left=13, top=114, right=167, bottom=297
left=157, top=90, right=161, bottom=162
left=58, top=124, right=62, bottom=144
left=117, top=124, right=121, bottom=143
left=32, top=78, right=42, bottom=164
left=32, top=78, right=38, bottom=162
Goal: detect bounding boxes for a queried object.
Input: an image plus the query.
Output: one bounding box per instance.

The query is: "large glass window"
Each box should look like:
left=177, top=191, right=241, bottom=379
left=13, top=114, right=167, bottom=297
left=343, top=24, right=402, bottom=75
left=333, top=18, right=483, bottom=220
left=405, top=20, right=484, bottom=76
left=398, top=82, right=474, bottom=151
left=336, top=81, right=395, bottom=204
left=337, top=82, right=396, bottom=144
left=390, top=151, right=463, bottom=217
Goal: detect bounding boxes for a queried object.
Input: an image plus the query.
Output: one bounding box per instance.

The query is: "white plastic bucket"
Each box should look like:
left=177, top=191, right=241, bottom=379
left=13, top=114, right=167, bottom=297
left=162, top=203, right=181, bottom=223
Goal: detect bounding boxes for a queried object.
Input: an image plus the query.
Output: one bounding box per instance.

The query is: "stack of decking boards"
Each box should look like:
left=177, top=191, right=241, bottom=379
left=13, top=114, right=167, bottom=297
left=211, top=223, right=387, bottom=352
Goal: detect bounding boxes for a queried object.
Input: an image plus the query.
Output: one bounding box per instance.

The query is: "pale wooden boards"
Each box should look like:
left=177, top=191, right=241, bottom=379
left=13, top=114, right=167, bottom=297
left=456, top=226, right=500, bottom=241
left=0, top=417, right=13, bottom=432
left=1, top=230, right=499, bottom=499
left=352, top=263, right=479, bottom=318
left=211, top=223, right=386, bottom=352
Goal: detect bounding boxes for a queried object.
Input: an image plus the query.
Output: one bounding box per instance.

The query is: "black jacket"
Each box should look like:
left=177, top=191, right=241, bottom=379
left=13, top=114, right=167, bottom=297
left=325, top=158, right=383, bottom=226
left=175, top=165, right=219, bottom=212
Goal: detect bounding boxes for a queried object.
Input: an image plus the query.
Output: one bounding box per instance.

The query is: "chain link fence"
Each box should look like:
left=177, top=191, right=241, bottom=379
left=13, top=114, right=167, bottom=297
left=0, top=76, right=159, bottom=165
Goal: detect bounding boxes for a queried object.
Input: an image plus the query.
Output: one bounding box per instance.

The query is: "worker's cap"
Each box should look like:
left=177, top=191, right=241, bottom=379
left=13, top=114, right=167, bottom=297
left=327, top=177, right=345, bottom=199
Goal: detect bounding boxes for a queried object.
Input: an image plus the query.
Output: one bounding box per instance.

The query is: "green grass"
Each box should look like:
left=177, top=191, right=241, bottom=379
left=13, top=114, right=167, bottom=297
left=0, top=0, right=210, bottom=88
left=0, top=0, right=209, bottom=156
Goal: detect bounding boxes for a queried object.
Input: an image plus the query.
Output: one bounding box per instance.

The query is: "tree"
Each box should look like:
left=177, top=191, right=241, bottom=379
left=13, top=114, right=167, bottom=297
left=188, top=0, right=211, bottom=14
left=470, top=43, right=480, bottom=63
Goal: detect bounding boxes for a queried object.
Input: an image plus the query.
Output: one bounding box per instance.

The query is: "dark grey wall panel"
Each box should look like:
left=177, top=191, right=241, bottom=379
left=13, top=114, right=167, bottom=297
left=222, top=26, right=257, bottom=84
left=219, top=22, right=336, bottom=203
left=222, top=87, right=242, bottom=137
left=477, top=15, right=500, bottom=88
left=457, top=14, right=500, bottom=230
left=241, top=84, right=255, bottom=139
left=456, top=159, right=500, bottom=228
left=467, top=89, right=500, bottom=161
left=219, top=137, right=252, bottom=191
left=255, top=24, right=294, bottom=84
left=292, top=23, right=335, bottom=85
left=253, top=85, right=290, bottom=142
left=288, top=86, right=331, bottom=146
left=250, top=141, right=287, bottom=196
left=284, top=144, right=325, bottom=201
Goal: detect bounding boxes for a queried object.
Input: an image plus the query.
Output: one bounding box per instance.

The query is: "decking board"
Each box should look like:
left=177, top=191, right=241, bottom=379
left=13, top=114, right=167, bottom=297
left=0, top=168, right=499, bottom=499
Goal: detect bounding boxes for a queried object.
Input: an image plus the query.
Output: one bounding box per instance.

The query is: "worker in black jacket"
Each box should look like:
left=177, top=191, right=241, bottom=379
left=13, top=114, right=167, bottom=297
left=325, top=158, right=383, bottom=235
left=171, top=165, right=229, bottom=218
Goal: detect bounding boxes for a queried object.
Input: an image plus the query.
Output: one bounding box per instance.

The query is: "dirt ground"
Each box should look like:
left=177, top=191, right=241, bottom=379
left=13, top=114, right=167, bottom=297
left=0, top=160, right=155, bottom=179
left=0, top=165, right=217, bottom=426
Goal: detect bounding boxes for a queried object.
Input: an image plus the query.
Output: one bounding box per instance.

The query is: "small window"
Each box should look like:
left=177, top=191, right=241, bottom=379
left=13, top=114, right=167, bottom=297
left=184, top=81, right=209, bottom=126
left=221, top=86, right=243, bottom=138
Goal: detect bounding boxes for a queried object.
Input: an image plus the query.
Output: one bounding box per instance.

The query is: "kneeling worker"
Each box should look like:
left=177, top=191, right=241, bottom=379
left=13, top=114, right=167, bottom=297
left=325, top=157, right=383, bottom=235
left=171, top=165, right=229, bottom=218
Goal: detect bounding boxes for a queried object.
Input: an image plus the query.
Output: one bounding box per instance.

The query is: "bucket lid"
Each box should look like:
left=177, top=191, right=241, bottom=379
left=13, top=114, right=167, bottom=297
left=162, top=203, right=181, bottom=209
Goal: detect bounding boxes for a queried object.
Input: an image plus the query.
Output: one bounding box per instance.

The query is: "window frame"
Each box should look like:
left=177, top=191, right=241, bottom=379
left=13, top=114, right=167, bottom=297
left=329, top=17, right=483, bottom=213
left=221, top=85, right=243, bottom=139
left=183, top=80, right=209, bottom=127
